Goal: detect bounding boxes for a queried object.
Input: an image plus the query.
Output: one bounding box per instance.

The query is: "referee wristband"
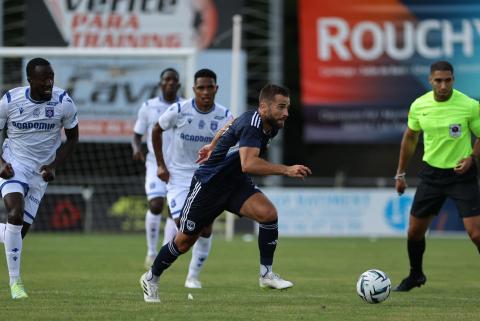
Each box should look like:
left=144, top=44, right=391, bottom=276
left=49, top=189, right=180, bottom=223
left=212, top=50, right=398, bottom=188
left=394, top=172, right=406, bottom=180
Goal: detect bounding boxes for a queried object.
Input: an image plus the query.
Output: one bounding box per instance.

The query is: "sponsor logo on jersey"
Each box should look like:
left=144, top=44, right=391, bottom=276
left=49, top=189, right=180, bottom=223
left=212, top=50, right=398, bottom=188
left=180, top=133, right=213, bottom=143
left=33, top=108, right=41, bottom=118
left=19, top=107, right=24, bottom=115
left=45, top=107, right=54, bottom=118
left=11, top=121, right=55, bottom=130
left=210, top=121, right=218, bottom=131
left=214, top=115, right=225, bottom=120
left=199, top=120, right=205, bottom=129
left=47, top=101, right=59, bottom=106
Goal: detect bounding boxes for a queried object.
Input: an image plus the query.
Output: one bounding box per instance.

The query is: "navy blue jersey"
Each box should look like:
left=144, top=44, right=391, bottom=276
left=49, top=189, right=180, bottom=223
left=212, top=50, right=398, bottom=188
left=195, top=109, right=278, bottom=183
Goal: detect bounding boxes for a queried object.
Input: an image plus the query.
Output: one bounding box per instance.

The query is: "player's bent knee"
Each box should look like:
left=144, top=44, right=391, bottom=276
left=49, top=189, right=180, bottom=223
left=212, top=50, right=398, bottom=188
left=257, top=206, right=278, bottom=223
left=149, top=198, right=164, bottom=214
left=174, top=233, right=197, bottom=253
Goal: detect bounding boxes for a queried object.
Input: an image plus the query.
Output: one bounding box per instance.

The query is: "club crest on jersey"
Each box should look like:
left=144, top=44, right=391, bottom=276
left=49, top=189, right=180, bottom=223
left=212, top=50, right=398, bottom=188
left=45, top=107, right=54, bottom=118
left=210, top=121, right=218, bottom=131
left=170, top=199, right=176, bottom=208
left=449, top=124, right=461, bottom=137
left=199, top=120, right=205, bottom=129
left=33, top=108, right=41, bottom=118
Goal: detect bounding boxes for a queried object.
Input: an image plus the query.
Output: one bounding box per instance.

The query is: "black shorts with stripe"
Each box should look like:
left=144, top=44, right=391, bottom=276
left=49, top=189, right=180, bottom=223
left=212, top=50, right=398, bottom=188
left=179, top=174, right=261, bottom=235
left=411, top=162, right=480, bottom=218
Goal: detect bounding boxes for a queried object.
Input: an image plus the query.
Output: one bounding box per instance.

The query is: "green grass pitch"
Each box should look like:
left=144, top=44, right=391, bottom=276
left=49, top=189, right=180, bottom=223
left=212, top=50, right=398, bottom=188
left=1, top=234, right=480, bottom=321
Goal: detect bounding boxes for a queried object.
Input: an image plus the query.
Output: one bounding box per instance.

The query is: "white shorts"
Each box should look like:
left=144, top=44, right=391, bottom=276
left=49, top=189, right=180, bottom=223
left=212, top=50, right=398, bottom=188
left=166, top=174, right=193, bottom=219
left=145, top=161, right=167, bottom=201
left=0, top=162, right=48, bottom=224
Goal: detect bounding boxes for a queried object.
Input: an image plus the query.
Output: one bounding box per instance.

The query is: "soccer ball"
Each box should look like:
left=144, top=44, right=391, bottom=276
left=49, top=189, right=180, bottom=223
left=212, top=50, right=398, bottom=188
left=356, top=269, right=391, bottom=304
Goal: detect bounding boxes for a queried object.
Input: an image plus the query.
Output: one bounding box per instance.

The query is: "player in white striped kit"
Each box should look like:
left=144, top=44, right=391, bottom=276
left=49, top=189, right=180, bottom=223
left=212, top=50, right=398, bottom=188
left=0, top=58, right=79, bottom=299
left=148, top=68, right=233, bottom=289
left=132, top=68, right=184, bottom=269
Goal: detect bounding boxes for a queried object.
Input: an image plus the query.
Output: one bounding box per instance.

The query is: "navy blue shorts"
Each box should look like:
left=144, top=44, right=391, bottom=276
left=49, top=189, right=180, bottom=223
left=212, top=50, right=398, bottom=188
left=179, top=174, right=261, bottom=235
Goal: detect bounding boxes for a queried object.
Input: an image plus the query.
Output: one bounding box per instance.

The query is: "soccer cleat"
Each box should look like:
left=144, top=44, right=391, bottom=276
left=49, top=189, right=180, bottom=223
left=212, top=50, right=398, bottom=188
left=185, top=276, right=202, bottom=289
left=10, top=279, right=28, bottom=299
left=144, top=255, right=156, bottom=270
left=393, top=274, right=427, bottom=292
left=259, top=272, right=294, bottom=290
left=140, top=272, right=160, bottom=303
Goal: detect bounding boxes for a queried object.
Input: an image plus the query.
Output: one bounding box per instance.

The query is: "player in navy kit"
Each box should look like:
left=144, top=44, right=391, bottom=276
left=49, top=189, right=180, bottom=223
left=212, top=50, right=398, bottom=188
left=140, top=84, right=311, bottom=302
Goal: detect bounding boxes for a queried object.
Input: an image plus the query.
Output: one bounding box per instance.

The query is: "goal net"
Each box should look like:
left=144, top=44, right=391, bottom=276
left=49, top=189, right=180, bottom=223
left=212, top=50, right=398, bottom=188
left=0, top=47, right=200, bottom=233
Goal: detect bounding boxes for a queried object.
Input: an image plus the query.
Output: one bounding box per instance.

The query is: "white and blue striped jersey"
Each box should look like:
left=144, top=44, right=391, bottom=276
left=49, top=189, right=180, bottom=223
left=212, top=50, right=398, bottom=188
left=195, top=109, right=278, bottom=183
left=0, top=86, right=78, bottom=171
left=158, top=98, right=233, bottom=178
left=133, top=95, right=183, bottom=164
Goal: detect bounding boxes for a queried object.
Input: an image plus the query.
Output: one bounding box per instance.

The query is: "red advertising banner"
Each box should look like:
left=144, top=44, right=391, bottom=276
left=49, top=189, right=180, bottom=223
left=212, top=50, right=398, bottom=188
left=299, top=0, right=480, bottom=142
left=299, top=0, right=414, bottom=105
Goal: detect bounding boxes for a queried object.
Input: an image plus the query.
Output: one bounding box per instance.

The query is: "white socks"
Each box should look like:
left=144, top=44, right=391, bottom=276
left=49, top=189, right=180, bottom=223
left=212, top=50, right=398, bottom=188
left=5, top=223, right=23, bottom=285
left=162, top=217, right=178, bottom=246
left=145, top=211, right=161, bottom=257
left=260, top=264, right=272, bottom=277
left=0, top=223, right=6, bottom=243
left=187, top=235, right=212, bottom=279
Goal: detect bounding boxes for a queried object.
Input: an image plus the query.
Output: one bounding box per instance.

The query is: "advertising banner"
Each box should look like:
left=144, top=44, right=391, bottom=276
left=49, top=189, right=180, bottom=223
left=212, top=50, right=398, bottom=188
left=23, top=1, right=246, bottom=142
left=37, top=0, right=216, bottom=48
left=299, top=0, right=480, bottom=142
left=263, top=188, right=464, bottom=237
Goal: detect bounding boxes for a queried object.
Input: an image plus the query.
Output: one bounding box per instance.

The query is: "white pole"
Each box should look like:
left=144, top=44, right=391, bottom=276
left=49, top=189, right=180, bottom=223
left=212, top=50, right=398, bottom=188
left=225, top=14, right=242, bottom=242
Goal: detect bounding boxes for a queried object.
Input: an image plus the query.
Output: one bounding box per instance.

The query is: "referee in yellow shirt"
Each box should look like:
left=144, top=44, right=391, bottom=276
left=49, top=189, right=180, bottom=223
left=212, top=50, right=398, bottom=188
left=394, top=60, right=480, bottom=291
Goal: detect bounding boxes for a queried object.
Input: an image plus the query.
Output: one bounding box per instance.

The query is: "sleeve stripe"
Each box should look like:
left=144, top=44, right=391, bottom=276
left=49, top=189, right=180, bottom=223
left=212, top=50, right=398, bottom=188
left=250, top=112, right=261, bottom=128
left=59, top=91, right=67, bottom=103
left=5, top=91, right=11, bottom=103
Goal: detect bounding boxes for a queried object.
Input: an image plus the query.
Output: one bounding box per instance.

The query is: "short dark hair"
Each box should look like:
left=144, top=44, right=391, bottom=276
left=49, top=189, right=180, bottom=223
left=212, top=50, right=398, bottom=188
left=430, top=61, right=453, bottom=74
left=194, top=68, right=216, bottom=84
left=26, top=57, right=51, bottom=78
left=160, top=68, right=179, bottom=79
left=259, top=84, right=290, bottom=103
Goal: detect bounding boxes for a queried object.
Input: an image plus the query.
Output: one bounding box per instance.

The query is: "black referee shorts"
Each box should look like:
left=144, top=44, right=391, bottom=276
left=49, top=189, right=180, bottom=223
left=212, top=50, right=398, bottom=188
left=411, top=162, right=480, bottom=218
left=178, top=174, right=261, bottom=235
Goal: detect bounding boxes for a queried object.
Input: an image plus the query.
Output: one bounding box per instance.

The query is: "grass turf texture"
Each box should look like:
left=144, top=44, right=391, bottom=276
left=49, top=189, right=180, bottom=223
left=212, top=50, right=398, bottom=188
left=1, top=234, right=480, bottom=321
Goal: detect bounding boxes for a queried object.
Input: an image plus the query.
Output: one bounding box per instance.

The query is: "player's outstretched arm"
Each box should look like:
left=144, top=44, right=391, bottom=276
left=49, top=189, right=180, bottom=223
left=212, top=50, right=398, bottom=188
left=41, top=125, right=79, bottom=182
left=131, top=133, right=146, bottom=162
left=151, top=123, right=169, bottom=182
left=239, top=146, right=311, bottom=178
left=395, top=127, right=419, bottom=195
left=197, top=118, right=234, bottom=164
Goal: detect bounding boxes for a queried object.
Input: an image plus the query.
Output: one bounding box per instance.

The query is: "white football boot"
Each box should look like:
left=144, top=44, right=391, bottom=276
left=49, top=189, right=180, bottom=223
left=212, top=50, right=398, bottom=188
left=185, top=276, right=202, bottom=289
left=259, top=272, right=294, bottom=290
left=140, top=272, right=160, bottom=303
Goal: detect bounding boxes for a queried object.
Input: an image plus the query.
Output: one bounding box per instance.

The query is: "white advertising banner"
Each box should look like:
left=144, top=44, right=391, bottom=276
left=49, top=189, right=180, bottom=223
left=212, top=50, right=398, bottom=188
left=262, top=188, right=415, bottom=237
left=43, top=0, right=218, bottom=48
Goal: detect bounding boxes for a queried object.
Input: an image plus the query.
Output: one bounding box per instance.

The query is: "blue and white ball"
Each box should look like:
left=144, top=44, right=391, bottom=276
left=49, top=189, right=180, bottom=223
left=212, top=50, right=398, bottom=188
left=356, top=269, right=391, bottom=304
